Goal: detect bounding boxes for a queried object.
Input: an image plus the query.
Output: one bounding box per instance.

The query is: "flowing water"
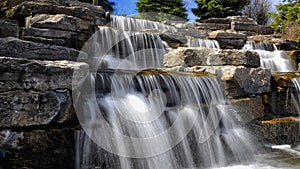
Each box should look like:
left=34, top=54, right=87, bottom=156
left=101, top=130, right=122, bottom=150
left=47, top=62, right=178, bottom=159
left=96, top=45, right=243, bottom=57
left=74, top=16, right=300, bottom=169
left=243, top=41, right=295, bottom=72
left=187, top=37, right=220, bottom=49
left=75, top=71, right=256, bottom=169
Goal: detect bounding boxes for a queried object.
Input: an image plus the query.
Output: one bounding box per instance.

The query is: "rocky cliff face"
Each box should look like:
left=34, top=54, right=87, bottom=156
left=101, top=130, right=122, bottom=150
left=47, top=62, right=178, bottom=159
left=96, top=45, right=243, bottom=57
left=0, top=0, right=300, bottom=169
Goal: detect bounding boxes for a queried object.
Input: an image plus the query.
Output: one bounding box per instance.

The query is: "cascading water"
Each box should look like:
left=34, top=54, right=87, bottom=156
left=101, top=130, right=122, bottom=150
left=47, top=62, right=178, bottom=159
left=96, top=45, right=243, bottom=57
left=243, top=41, right=295, bottom=72
left=110, top=15, right=177, bottom=33
left=291, top=78, right=300, bottom=116
left=187, top=37, right=220, bottom=49
left=92, top=26, right=165, bottom=69
left=75, top=71, right=256, bottom=169
left=74, top=15, right=257, bottom=169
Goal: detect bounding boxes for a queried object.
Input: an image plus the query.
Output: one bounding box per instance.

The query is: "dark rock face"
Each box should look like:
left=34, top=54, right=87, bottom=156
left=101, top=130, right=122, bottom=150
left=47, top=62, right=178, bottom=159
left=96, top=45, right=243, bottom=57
left=2, top=129, right=75, bottom=169
left=0, top=37, right=87, bottom=61
left=0, top=56, right=89, bottom=128
left=0, top=19, right=19, bottom=38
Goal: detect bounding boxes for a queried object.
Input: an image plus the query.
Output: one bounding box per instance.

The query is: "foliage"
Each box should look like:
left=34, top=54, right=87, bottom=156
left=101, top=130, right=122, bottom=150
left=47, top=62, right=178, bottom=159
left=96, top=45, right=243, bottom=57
left=243, top=0, right=272, bottom=25
left=136, top=0, right=188, bottom=21
left=79, top=0, right=115, bottom=12
left=269, top=0, right=300, bottom=41
left=192, top=0, right=250, bottom=21
left=0, top=0, right=7, bottom=18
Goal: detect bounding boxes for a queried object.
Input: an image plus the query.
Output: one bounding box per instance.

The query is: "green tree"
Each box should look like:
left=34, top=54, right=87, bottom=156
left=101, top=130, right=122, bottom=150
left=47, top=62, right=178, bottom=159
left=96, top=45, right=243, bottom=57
left=192, top=0, right=250, bottom=21
left=269, top=0, right=300, bottom=41
left=80, top=0, right=115, bottom=12
left=136, top=0, right=188, bottom=21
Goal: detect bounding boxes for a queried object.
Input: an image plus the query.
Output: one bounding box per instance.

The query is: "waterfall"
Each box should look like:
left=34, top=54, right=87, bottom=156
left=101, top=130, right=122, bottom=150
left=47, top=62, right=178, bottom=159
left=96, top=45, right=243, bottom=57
left=110, top=15, right=177, bottom=33
left=90, top=26, right=165, bottom=70
left=243, top=41, right=295, bottom=72
left=291, top=78, right=300, bottom=116
left=75, top=71, right=256, bottom=169
left=74, top=15, right=256, bottom=169
left=187, top=37, right=220, bottom=49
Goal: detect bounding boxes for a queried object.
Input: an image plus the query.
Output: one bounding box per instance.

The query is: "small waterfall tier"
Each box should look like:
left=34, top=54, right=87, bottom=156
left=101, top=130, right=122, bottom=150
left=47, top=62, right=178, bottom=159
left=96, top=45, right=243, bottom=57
left=243, top=41, right=295, bottom=72
left=187, top=37, right=220, bottom=49
left=90, top=26, right=166, bottom=70
left=110, top=15, right=177, bottom=33
left=75, top=70, right=256, bottom=169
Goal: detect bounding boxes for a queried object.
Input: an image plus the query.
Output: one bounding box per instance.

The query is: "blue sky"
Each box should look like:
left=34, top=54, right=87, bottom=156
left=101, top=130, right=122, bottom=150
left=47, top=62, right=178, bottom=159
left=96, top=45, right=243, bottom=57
left=110, top=0, right=282, bottom=22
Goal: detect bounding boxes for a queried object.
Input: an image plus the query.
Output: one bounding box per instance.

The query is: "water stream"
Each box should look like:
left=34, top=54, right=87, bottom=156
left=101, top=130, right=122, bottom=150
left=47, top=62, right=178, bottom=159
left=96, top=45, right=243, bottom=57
left=75, top=16, right=300, bottom=169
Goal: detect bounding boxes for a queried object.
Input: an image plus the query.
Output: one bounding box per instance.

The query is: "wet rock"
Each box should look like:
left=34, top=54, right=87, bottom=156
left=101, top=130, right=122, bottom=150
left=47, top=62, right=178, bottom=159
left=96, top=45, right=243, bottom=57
left=231, top=96, right=265, bottom=123
left=217, top=39, right=245, bottom=49
left=159, top=33, right=187, bottom=48
left=247, top=35, right=300, bottom=50
left=28, top=14, right=90, bottom=32
left=0, top=19, right=19, bottom=38
left=250, top=117, right=300, bottom=144
left=0, top=56, right=89, bottom=91
left=0, top=90, right=72, bottom=128
left=0, top=37, right=87, bottom=61
left=163, top=47, right=260, bottom=68
left=3, top=129, right=75, bottom=169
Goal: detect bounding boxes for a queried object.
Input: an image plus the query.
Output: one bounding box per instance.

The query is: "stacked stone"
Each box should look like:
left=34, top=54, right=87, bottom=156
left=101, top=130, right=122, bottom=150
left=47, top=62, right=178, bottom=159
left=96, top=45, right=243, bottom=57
left=0, top=0, right=109, bottom=168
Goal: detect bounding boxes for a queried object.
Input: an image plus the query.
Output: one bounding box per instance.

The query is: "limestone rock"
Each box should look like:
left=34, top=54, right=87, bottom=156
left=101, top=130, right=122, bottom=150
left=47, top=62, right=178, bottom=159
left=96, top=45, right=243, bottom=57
left=0, top=19, right=19, bottom=38
left=22, top=27, right=89, bottom=49
left=0, top=90, right=71, bottom=127
left=0, top=56, right=89, bottom=91
left=6, top=1, right=96, bottom=21
left=217, top=39, right=245, bottom=49
left=227, top=16, right=257, bottom=24
left=209, top=31, right=247, bottom=40
left=250, top=117, right=300, bottom=144
left=3, top=129, right=75, bottom=169
left=163, top=47, right=260, bottom=68
left=185, top=66, right=272, bottom=98
left=195, top=23, right=230, bottom=30
left=202, top=18, right=232, bottom=24
left=159, top=33, right=187, bottom=48
left=0, top=37, right=87, bottom=61
left=28, top=14, right=90, bottom=32
left=231, top=96, right=265, bottom=123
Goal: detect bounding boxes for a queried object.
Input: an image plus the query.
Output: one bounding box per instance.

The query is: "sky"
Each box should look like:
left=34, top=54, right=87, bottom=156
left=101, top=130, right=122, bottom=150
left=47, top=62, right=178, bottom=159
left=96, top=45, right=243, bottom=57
left=110, top=0, right=282, bottom=22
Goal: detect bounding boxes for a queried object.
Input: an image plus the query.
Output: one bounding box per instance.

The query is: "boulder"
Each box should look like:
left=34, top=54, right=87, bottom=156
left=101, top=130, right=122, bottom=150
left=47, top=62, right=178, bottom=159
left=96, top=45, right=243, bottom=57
left=28, top=14, right=90, bottom=32
left=163, top=47, right=260, bottom=68
left=22, top=27, right=89, bottom=49
left=0, top=56, right=89, bottom=91
left=0, top=37, right=87, bottom=61
left=0, top=19, right=19, bottom=38
left=209, top=31, right=247, bottom=40
left=0, top=90, right=72, bottom=127
left=231, top=21, right=258, bottom=32
left=227, top=16, right=257, bottom=24
left=195, top=23, right=230, bottom=30
left=6, top=1, right=96, bottom=21
left=0, top=56, right=89, bottom=127
left=202, top=18, right=232, bottom=24
left=159, top=33, right=187, bottom=48
left=185, top=66, right=272, bottom=98
left=250, top=117, right=300, bottom=144
left=217, top=39, right=246, bottom=49
left=231, top=96, right=265, bottom=123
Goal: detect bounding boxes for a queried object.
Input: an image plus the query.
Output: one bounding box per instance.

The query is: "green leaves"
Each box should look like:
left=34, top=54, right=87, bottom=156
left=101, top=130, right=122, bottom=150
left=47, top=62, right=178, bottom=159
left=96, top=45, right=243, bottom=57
left=136, top=0, right=188, bottom=21
left=192, top=0, right=250, bottom=21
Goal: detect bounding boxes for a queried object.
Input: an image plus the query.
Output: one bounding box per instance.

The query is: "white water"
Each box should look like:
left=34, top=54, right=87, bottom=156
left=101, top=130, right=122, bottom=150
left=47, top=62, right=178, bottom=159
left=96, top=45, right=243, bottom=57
left=187, top=37, right=220, bottom=49
left=110, top=15, right=177, bottom=33
left=75, top=72, right=256, bottom=169
left=243, top=41, right=295, bottom=72
left=90, top=26, right=165, bottom=70
left=291, top=78, right=300, bottom=116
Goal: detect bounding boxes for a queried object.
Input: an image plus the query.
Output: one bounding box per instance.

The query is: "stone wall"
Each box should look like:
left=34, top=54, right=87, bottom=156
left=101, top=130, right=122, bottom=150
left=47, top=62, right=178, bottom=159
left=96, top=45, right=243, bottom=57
left=0, top=0, right=108, bottom=168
